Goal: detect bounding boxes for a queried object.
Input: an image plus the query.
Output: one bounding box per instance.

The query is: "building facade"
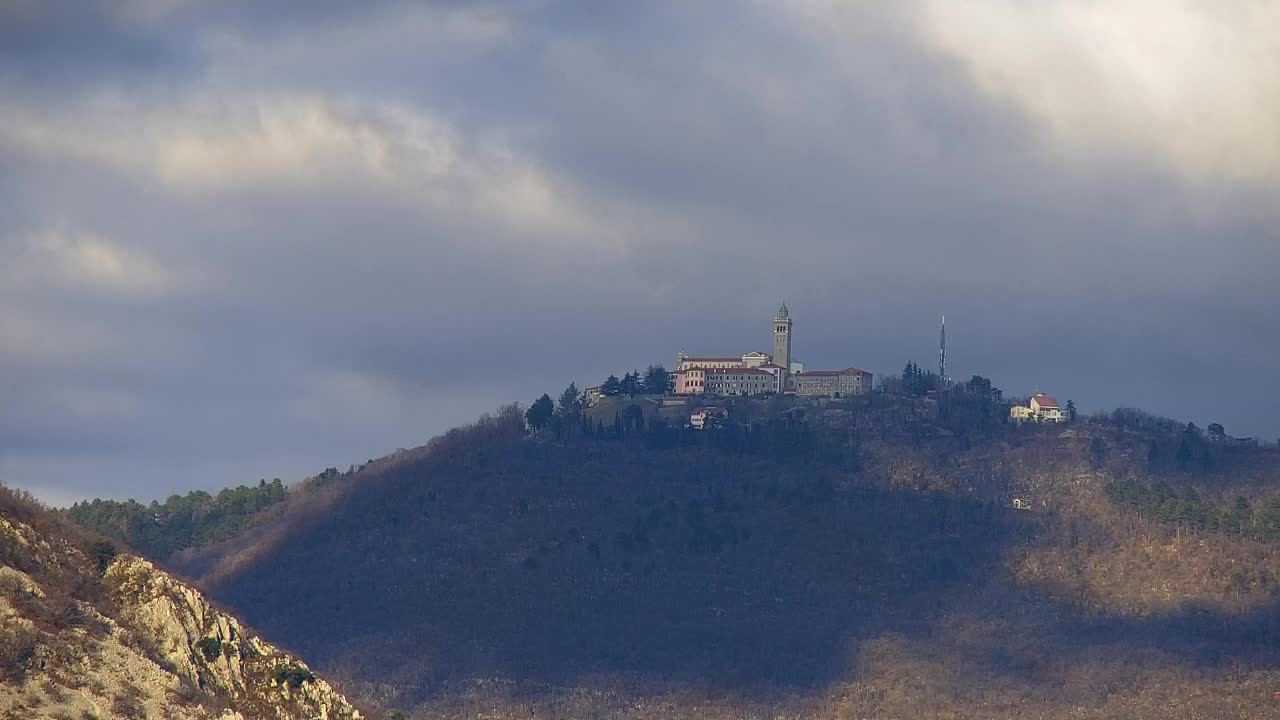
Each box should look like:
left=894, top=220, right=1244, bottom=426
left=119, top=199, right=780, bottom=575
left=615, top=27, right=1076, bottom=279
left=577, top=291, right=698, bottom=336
left=1011, top=394, right=1066, bottom=423
left=673, top=367, right=707, bottom=395
left=791, top=368, right=873, bottom=397
left=705, top=367, right=778, bottom=395
left=671, top=303, right=869, bottom=398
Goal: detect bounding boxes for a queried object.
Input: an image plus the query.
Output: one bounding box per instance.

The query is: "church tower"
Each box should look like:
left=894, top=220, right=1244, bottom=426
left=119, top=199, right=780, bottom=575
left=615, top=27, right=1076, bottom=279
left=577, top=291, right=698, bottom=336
left=773, top=302, right=793, bottom=378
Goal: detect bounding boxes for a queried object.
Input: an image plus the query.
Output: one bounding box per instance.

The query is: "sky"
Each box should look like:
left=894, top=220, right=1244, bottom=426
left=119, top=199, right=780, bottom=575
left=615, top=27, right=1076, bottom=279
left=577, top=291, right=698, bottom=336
left=2, top=0, right=1278, bottom=505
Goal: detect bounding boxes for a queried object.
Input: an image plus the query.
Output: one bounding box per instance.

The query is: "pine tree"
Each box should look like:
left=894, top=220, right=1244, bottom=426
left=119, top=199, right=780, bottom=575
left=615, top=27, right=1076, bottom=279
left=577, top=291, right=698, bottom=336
left=620, top=371, right=640, bottom=398
left=601, top=375, right=622, bottom=396
left=525, top=394, right=555, bottom=432
left=557, top=383, right=582, bottom=418
left=643, top=365, right=671, bottom=395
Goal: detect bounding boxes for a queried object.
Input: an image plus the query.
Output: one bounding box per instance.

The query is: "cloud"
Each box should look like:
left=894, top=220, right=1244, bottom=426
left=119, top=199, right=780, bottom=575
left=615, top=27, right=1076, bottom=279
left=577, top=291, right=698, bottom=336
left=915, top=0, right=1280, bottom=185
left=0, top=93, right=608, bottom=250
left=1, top=1, right=1278, bottom=505
left=5, top=224, right=174, bottom=295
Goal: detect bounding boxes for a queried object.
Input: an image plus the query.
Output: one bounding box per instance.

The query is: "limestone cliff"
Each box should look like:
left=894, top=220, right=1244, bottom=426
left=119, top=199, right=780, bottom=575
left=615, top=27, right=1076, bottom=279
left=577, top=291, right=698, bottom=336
left=0, top=510, right=364, bottom=720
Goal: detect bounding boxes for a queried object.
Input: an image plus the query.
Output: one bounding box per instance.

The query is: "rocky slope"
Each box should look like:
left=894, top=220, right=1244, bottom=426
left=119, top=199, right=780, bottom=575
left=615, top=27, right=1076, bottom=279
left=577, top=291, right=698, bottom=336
left=0, top=494, right=365, bottom=720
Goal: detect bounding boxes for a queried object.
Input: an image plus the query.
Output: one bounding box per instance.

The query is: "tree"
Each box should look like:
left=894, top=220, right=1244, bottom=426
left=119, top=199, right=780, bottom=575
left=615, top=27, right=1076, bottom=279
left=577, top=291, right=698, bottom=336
left=525, top=394, right=554, bottom=432
left=91, top=540, right=118, bottom=574
left=643, top=365, right=671, bottom=395
left=1146, top=441, right=1161, bottom=468
left=557, top=383, right=582, bottom=418
left=965, top=375, right=993, bottom=397
left=901, top=361, right=939, bottom=397
left=622, top=404, right=645, bottom=432
left=1176, top=437, right=1194, bottom=470
left=620, top=371, right=640, bottom=398
left=1065, top=399, right=1077, bottom=422
left=1207, top=423, right=1226, bottom=441
left=1089, top=436, right=1107, bottom=469
left=601, top=375, right=622, bottom=397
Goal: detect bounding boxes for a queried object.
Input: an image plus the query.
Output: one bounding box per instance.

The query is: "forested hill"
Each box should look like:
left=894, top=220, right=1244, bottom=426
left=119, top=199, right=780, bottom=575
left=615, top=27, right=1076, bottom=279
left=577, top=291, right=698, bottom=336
left=157, top=394, right=1280, bottom=720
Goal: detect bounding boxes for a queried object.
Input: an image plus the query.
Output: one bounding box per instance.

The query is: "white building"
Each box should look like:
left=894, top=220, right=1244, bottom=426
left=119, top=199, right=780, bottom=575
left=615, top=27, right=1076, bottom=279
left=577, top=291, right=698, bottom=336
left=1011, top=394, right=1066, bottom=423
left=671, top=303, right=870, bottom=397
left=689, top=406, right=728, bottom=429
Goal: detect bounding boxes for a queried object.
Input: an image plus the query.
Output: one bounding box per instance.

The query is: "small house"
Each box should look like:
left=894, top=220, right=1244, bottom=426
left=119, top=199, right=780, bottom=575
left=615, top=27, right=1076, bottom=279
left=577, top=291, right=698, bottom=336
left=1011, top=393, right=1066, bottom=424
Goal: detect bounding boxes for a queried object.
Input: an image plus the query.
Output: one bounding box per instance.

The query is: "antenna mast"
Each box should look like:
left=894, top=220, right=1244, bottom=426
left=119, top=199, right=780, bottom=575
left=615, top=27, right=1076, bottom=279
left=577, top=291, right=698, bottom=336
left=939, top=315, right=947, bottom=387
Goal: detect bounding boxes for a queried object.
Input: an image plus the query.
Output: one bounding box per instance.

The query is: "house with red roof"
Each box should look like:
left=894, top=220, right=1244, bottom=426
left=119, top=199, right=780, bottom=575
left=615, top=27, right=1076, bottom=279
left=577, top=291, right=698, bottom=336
left=1011, top=393, right=1066, bottom=423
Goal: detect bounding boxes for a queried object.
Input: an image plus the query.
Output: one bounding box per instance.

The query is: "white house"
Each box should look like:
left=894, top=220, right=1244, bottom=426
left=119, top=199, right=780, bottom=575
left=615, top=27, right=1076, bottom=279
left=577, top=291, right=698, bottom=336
left=1011, top=393, right=1066, bottom=423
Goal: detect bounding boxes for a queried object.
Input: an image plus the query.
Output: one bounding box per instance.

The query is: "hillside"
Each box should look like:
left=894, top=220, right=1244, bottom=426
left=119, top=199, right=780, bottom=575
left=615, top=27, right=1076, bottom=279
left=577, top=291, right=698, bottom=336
left=0, top=486, right=369, bottom=720
left=148, top=394, right=1280, bottom=719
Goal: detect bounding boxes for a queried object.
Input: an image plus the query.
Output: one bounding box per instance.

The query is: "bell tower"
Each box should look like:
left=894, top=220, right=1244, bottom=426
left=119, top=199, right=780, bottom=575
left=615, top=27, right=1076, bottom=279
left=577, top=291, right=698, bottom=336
left=773, top=302, right=792, bottom=378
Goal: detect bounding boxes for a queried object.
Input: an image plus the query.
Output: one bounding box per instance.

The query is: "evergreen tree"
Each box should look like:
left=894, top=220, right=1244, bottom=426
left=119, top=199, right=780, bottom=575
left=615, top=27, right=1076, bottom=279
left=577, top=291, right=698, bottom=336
left=623, top=404, right=645, bottom=432
left=525, top=394, right=555, bottom=432
left=643, top=365, right=671, bottom=395
left=620, top=371, right=640, bottom=398
left=1065, top=399, right=1077, bottom=422
left=557, top=383, right=582, bottom=418
left=965, top=375, right=993, bottom=397
left=601, top=375, right=622, bottom=396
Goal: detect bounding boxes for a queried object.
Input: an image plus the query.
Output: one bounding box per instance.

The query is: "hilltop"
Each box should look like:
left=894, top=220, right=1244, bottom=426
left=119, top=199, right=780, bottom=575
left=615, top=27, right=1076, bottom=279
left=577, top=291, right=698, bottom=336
left=0, top=485, right=369, bottom=720
left=148, top=391, right=1280, bottom=719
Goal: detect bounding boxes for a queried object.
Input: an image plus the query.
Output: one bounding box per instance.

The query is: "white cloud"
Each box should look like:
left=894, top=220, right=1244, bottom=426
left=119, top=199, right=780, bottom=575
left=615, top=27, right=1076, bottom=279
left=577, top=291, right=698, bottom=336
left=4, top=224, right=174, bottom=295
left=151, top=98, right=395, bottom=187
left=0, top=93, right=610, bottom=249
left=916, top=0, right=1280, bottom=185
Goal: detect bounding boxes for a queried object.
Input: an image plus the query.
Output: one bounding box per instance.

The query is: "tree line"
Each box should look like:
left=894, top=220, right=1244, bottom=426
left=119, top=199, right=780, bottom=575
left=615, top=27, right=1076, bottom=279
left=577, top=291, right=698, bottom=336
left=65, top=479, right=287, bottom=559
left=600, top=365, right=672, bottom=398
left=1106, top=479, right=1280, bottom=542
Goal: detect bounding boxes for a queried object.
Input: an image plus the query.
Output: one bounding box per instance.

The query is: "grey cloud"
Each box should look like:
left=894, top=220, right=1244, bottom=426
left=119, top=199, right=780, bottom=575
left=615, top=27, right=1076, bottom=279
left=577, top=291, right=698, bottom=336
left=2, top=1, right=1278, bottom=504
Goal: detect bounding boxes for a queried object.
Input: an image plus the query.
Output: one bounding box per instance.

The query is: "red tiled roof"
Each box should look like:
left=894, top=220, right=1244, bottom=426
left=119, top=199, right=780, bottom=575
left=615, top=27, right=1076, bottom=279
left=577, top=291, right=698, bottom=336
left=1031, top=394, right=1059, bottom=409
left=758, top=363, right=784, bottom=369
left=681, top=357, right=742, bottom=363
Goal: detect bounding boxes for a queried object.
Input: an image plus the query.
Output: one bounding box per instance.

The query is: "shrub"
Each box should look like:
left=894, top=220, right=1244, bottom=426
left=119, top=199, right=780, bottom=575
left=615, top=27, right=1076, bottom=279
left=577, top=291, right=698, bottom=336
left=195, top=636, right=223, bottom=662
left=0, top=623, right=38, bottom=680
left=271, top=663, right=316, bottom=689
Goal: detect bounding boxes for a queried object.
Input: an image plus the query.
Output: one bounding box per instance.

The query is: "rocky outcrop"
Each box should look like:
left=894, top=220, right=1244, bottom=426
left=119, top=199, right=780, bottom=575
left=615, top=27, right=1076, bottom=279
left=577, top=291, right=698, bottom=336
left=0, top=513, right=364, bottom=720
